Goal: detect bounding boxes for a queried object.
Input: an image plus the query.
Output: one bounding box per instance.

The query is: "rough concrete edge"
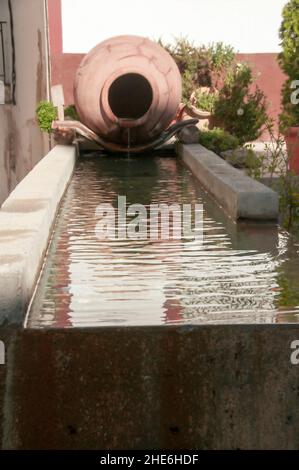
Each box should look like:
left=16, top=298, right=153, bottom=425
left=0, top=145, right=77, bottom=326
left=177, top=143, right=279, bottom=221
left=4, top=324, right=299, bottom=450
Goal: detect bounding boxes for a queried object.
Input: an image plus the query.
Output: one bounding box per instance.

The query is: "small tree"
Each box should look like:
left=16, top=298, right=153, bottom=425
left=213, top=64, right=268, bottom=144
left=278, top=0, right=299, bottom=131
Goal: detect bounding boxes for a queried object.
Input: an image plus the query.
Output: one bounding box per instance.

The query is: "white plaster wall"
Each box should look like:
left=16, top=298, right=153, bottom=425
left=0, top=0, right=50, bottom=206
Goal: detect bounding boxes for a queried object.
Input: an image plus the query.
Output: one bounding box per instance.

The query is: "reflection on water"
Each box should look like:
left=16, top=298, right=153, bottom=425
left=27, top=154, right=299, bottom=327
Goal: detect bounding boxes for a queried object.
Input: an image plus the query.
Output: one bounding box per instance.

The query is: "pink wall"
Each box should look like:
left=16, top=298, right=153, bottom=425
left=48, top=0, right=286, bottom=139
left=237, top=53, right=285, bottom=133
left=52, top=54, right=83, bottom=105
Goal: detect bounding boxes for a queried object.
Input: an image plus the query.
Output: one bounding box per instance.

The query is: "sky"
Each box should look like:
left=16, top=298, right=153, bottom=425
left=61, top=0, right=287, bottom=54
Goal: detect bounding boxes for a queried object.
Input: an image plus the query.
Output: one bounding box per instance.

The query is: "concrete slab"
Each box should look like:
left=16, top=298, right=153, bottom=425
left=178, top=144, right=279, bottom=221
left=0, top=145, right=76, bottom=325
left=2, top=325, right=299, bottom=449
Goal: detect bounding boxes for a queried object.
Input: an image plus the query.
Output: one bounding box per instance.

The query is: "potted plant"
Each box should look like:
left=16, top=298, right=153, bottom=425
left=279, top=0, right=299, bottom=174
left=36, top=101, right=78, bottom=144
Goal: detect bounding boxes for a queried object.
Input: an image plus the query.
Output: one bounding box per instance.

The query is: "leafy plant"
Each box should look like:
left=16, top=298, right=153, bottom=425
left=159, top=38, right=267, bottom=142
left=276, top=268, right=299, bottom=308
left=193, top=89, right=218, bottom=113
left=36, top=101, right=57, bottom=133
left=65, top=105, right=80, bottom=121
left=279, top=170, right=299, bottom=231
left=36, top=102, right=80, bottom=133
left=262, top=120, right=286, bottom=182
left=243, top=144, right=265, bottom=179
left=278, top=0, right=299, bottom=131
left=208, top=42, right=235, bottom=73
left=182, top=69, right=198, bottom=104
left=159, top=37, right=235, bottom=102
left=213, top=63, right=268, bottom=144
left=243, top=119, right=299, bottom=233
left=162, top=37, right=211, bottom=102
left=198, top=128, right=239, bottom=154
left=208, top=42, right=235, bottom=89
left=243, top=119, right=285, bottom=181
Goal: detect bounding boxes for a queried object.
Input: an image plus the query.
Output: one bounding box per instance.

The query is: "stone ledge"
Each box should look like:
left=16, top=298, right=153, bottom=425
left=0, top=145, right=76, bottom=325
left=178, top=143, right=279, bottom=221
left=3, top=325, right=299, bottom=449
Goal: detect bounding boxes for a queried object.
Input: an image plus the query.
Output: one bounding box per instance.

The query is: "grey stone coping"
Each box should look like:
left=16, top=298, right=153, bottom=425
left=0, top=145, right=77, bottom=325
left=178, top=143, right=279, bottom=221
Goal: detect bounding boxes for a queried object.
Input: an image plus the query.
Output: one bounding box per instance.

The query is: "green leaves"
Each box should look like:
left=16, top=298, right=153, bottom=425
left=64, top=105, right=80, bottom=121
left=208, top=42, right=235, bottom=74
left=213, top=64, right=268, bottom=144
left=36, top=101, right=57, bottom=133
left=160, top=38, right=235, bottom=102
left=279, top=0, right=299, bottom=130
left=160, top=38, right=268, bottom=144
left=36, top=102, right=80, bottom=133
left=193, top=89, right=218, bottom=112
left=198, top=128, right=239, bottom=154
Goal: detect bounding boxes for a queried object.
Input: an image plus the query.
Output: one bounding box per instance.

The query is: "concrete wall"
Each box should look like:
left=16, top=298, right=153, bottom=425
left=2, top=325, right=299, bottom=449
left=0, top=0, right=50, bottom=206
left=0, top=145, right=76, bottom=326
left=179, top=144, right=279, bottom=221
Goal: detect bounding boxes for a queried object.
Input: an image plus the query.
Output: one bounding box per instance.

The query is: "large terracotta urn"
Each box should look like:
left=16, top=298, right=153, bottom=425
left=74, top=35, right=182, bottom=148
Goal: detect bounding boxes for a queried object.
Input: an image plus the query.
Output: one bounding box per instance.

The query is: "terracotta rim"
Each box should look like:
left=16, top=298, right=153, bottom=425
left=101, top=68, right=158, bottom=128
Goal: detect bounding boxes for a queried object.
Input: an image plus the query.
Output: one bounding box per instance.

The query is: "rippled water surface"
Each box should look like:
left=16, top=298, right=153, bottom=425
left=27, top=154, right=299, bottom=327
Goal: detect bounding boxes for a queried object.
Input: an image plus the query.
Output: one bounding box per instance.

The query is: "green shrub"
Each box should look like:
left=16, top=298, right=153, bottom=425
left=36, top=102, right=80, bottom=133
left=207, top=42, right=235, bottom=89
left=198, top=128, right=239, bottom=154
left=160, top=37, right=211, bottom=102
left=193, top=89, right=218, bottom=112
left=213, top=63, right=268, bottom=144
left=182, top=69, right=198, bottom=104
left=159, top=38, right=267, bottom=142
left=65, top=105, right=80, bottom=121
left=208, top=42, right=235, bottom=74
left=159, top=38, right=235, bottom=102
left=36, top=101, right=57, bottom=133
left=278, top=0, right=299, bottom=131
